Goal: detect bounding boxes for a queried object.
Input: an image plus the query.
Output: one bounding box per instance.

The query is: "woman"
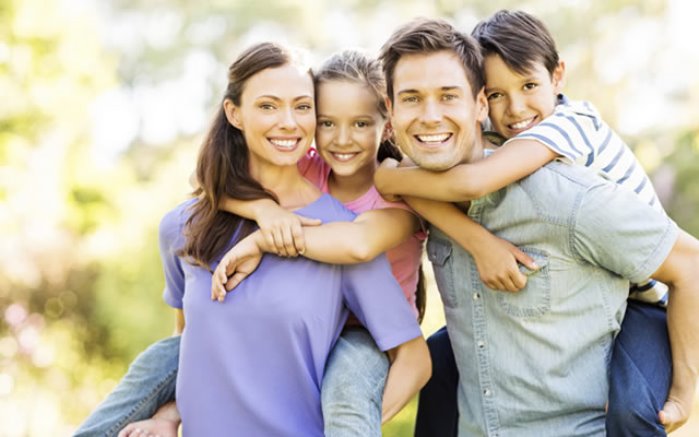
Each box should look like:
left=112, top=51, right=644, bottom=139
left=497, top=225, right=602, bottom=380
left=118, top=42, right=429, bottom=436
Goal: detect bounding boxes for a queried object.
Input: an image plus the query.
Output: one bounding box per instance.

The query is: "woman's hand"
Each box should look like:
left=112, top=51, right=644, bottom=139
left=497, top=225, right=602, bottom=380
left=211, top=234, right=264, bottom=302
left=117, top=418, right=179, bottom=437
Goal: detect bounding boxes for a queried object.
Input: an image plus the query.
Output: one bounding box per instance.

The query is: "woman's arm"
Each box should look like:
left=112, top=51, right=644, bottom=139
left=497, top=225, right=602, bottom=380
left=381, top=336, right=431, bottom=423
left=374, top=139, right=557, bottom=202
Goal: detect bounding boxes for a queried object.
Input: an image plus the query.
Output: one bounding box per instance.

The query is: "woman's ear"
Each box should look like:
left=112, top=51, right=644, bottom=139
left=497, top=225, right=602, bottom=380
left=223, top=99, right=243, bottom=130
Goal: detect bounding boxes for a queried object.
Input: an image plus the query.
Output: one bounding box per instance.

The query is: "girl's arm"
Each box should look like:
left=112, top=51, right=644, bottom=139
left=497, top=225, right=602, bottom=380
left=300, top=208, right=419, bottom=264
left=406, top=196, right=538, bottom=292
left=220, top=196, right=321, bottom=257
left=381, top=336, right=431, bottom=423
left=374, top=139, right=558, bottom=202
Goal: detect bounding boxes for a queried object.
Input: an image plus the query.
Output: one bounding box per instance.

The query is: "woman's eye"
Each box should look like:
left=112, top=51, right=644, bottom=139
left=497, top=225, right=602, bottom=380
left=260, top=104, right=275, bottom=110
left=297, top=104, right=313, bottom=111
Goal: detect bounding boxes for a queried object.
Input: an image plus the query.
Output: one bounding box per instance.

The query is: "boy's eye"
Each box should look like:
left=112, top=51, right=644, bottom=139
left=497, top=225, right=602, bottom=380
left=486, top=92, right=502, bottom=101
left=523, top=83, right=538, bottom=91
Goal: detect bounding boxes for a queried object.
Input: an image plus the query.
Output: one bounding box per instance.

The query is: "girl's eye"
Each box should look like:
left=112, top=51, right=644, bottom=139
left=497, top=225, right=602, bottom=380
left=319, top=120, right=334, bottom=128
left=355, top=120, right=370, bottom=128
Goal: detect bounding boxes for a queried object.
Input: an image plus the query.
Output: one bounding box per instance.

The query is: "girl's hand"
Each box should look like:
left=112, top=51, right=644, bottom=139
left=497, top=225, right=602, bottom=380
left=471, top=235, right=539, bottom=292
left=256, top=203, right=321, bottom=257
left=117, top=418, right=179, bottom=437
left=211, top=235, right=263, bottom=302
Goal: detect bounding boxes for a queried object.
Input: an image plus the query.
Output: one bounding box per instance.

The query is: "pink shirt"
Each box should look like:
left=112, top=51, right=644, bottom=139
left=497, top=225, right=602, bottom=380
left=299, top=149, right=425, bottom=317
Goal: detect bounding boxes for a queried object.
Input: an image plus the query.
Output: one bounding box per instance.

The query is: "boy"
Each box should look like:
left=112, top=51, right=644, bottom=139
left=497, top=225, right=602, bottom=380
left=375, top=10, right=673, bottom=437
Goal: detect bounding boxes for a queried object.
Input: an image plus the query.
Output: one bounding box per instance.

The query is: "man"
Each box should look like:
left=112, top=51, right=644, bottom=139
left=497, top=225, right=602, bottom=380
left=376, top=18, right=699, bottom=436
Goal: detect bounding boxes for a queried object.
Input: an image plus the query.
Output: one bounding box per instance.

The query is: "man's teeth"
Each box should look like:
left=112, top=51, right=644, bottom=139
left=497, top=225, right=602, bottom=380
left=270, top=139, right=297, bottom=148
left=417, top=133, right=450, bottom=143
left=510, top=118, right=535, bottom=130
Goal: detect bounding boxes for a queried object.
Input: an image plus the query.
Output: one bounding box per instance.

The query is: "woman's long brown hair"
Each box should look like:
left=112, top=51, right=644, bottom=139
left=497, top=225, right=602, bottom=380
left=180, top=42, right=306, bottom=269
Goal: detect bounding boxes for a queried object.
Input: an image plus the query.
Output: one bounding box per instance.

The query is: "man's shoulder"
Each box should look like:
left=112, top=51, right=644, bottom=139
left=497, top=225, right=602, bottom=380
left=523, top=160, right=607, bottom=193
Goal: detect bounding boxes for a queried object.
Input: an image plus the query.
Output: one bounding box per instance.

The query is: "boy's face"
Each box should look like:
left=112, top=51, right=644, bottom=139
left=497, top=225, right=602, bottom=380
left=388, top=50, right=488, bottom=170
left=484, top=54, right=564, bottom=139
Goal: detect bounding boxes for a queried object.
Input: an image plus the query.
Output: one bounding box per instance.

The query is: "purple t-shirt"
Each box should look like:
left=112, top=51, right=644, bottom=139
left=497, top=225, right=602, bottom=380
left=159, top=194, right=421, bottom=436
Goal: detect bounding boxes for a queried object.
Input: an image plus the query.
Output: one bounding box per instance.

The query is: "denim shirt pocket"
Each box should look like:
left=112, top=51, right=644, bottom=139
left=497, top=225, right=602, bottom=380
left=495, top=247, right=551, bottom=318
left=426, top=237, right=458, bottom=308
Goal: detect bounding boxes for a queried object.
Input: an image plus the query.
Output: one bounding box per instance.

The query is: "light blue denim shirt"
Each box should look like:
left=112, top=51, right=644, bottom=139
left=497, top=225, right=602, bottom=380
left=428, top=161, right=677, bottom=437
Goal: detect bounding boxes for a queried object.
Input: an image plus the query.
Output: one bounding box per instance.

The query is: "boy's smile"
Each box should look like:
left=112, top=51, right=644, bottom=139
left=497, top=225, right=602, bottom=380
left=484, top=54, right=565, bottom=139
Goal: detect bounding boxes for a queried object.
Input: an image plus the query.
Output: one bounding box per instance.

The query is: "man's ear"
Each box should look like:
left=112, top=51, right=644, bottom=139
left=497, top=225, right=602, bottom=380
left=552, top=60, right=566, bottom=95
left=475, top=87, right=489, bottom=124
left=381, top=120, right=393, bottom=143
left=223, top=98, right=243, bottom=130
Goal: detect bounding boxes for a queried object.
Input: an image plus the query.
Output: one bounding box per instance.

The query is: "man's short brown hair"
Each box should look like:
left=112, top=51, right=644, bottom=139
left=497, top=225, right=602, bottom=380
left=379, top=18, right=485, bottom=102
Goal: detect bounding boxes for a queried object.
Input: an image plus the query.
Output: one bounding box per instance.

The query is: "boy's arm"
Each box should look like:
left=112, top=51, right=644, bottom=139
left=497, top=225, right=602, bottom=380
left=652, top=230, right=699, bottom=432
left=404, top=196, right=538, bottom=292
left=381, top=336, right=431, bottom=423
left=374, top=139, right=557, bottom=202
left=219, top=195, right=321, bottom=257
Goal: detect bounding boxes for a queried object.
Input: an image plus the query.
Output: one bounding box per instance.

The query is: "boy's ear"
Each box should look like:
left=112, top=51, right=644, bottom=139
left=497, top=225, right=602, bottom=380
left=552, top=60, right=566, bottom=94
left=223, top=99, right=243, bottom=130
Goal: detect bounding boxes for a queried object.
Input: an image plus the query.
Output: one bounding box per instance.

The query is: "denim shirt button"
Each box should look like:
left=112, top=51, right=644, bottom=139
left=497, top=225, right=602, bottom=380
left=483, top=389, right=492, bottom=397
left=472, top=292, right=481, bottom=300
left=477, top=340, right=485, bottom=348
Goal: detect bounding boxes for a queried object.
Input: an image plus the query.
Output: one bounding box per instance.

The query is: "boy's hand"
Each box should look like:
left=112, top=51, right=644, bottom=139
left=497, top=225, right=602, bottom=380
left=472, top=235, right=539, bottom=292
left=211, top=234, right=263, bottom=302
left=659, top=383, right=693, bottom=433
left=256, top=203, right=321, bottom=257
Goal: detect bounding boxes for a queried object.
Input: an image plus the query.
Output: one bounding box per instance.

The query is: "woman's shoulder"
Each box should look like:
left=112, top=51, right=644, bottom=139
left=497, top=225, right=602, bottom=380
left=298, top=193, right=357, bottom=223
left=159, top=198, right=195, bottom=243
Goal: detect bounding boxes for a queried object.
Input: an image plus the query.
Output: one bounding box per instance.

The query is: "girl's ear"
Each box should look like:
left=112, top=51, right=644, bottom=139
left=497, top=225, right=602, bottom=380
left=223, top=99, right=243, bottom=130
left=552, top=60, right=566, bottom=95
left=381, top=120, right=394, bottom=143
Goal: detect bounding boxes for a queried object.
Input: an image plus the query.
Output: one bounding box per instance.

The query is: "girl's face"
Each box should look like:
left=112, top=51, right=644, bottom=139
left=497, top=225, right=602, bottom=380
left=315, top=80, right=387, bottom=178
left=226, top=63, right=316, bottom=173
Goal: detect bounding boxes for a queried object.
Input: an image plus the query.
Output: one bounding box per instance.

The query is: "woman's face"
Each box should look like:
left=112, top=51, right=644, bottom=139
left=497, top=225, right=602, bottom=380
left=227, top=63, right=316, bottom=172
left=315, top=80, right=386, bottom=178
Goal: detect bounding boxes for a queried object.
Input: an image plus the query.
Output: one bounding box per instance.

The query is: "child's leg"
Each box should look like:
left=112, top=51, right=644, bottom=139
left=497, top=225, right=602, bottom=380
left=73, top=336, right=181, bottom=437
left=606, top=301, right=671, bottom=437
left=321, top=327, right=389, bottom=437
left=414, top=325, right=459, bottom=437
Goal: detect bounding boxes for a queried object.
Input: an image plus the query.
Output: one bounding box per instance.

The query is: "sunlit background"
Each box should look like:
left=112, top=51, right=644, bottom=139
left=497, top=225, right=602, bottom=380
left=2, top=0, right=699, bottom=435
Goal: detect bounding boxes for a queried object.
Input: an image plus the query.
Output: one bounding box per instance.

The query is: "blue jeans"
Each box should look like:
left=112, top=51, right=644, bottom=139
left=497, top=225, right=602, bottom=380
left=73, top=336, right=180, bottom=437
left=415, top=301, right=670, bottom=437
left=74, top=329, right=389, bottom=437
left=322, top=327, right=389, bottom=437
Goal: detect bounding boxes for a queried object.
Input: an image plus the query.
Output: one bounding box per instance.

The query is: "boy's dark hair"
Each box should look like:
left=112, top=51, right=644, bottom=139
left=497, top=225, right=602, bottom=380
left=472, top=10, right=559, bottom=76
left=378, top=18, right=484, bottom=102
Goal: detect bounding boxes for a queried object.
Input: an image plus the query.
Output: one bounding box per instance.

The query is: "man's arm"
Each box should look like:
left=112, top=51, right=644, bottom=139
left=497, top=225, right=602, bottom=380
left=651, top=229, right=699, bottom=432
left=374, top=139, right=557, bottom=202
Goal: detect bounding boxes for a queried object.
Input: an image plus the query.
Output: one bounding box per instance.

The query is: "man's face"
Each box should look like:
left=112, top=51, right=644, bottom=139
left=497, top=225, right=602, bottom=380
left=388, top=50, right=488, bottom=170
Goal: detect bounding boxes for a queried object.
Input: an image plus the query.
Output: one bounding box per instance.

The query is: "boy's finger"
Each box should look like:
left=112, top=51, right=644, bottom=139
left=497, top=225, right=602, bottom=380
left=513, top=248, right=539, bottom=270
